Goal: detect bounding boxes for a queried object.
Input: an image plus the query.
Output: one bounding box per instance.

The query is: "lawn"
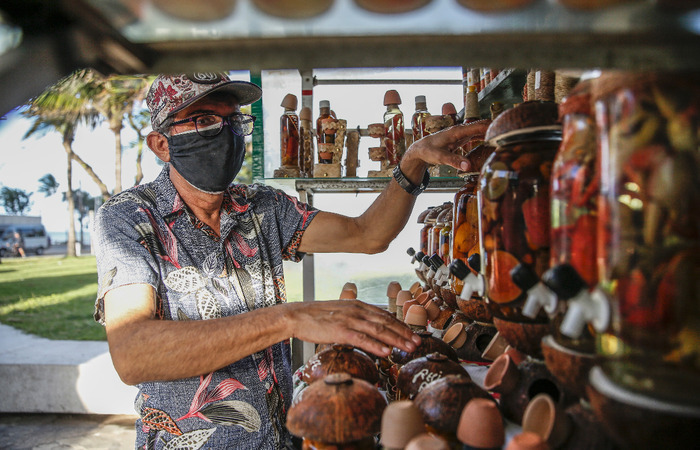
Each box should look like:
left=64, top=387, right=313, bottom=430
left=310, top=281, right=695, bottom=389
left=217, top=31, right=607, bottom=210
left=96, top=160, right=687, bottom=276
left=0, top=256, right=106, bottom=341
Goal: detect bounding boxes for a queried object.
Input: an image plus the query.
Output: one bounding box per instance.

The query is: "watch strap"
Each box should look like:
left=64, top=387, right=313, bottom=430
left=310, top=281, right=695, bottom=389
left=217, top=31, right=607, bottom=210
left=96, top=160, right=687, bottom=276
left=393, top=164, right=430, bottom=196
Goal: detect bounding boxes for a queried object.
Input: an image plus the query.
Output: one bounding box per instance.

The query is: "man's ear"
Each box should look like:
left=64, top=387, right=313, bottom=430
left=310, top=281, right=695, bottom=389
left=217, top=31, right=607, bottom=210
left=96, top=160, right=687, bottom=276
left=147, top=131, right=170, bottom=163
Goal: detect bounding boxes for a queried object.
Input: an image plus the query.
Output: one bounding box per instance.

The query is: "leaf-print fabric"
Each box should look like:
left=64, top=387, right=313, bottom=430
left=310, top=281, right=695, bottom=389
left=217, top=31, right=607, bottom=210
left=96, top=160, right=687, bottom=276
left=93, top=165, right=317, bottom=449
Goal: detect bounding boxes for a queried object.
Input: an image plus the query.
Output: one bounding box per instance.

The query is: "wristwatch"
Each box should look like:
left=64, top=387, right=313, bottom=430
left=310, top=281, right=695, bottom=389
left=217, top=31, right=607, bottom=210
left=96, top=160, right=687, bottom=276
left=392, top=164, right=430, bottom=196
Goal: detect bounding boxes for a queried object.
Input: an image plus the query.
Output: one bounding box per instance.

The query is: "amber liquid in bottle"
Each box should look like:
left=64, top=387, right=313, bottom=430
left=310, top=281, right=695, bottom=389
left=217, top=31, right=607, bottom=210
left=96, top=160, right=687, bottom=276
left=384, top=103, right=406, bottom=165
left=280, top=109, right=300, bottom=167
left=411, top=96, right=431, bottom=141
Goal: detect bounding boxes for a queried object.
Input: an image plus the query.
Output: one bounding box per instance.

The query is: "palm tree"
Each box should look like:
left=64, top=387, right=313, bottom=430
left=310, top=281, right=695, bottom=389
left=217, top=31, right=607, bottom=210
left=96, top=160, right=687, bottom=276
left=22, top=69, right=100, bottom=257
left=90, top=74, right=150, bottom=194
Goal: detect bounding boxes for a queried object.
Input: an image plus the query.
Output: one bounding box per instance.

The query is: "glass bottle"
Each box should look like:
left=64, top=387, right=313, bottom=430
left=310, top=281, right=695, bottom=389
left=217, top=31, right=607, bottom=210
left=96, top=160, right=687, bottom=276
left=478, top=102, right=561, bottom=321
left=316, top=100, right=335, bottom=164
left=420, top=206, right=437, bottom=256
left=546, top=79, right=598, bottom=352
left=430, top=209, right=446, bottom=259
left=411, top=95, right=431, bottom=141
left=593, top=72, right=700, bottom=406
left=439, top=205, right=453, bottom=265
left=280, top=94, right=300, bottom=168
left=464, top=85, right=480, bottom=124
left=299, top=106, right=315, bottom=178
left=452, top=174, right=480, bottom=295
left=383, top=90, right=406, bottom=165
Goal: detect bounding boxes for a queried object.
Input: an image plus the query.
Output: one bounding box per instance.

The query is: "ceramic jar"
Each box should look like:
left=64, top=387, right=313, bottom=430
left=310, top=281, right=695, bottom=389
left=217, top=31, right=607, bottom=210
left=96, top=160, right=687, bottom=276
left=287, top=373, right=386, bottom=449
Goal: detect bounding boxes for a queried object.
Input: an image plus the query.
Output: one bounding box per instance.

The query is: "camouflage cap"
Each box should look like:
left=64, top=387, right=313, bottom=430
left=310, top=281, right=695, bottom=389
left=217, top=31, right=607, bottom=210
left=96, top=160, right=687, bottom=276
left=146, top=72, right=262, bottom=130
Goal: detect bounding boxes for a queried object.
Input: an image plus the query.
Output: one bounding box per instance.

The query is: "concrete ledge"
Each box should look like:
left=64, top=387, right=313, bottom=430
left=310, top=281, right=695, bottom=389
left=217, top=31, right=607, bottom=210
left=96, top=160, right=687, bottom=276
left=0, top=324, right=138, bottom=415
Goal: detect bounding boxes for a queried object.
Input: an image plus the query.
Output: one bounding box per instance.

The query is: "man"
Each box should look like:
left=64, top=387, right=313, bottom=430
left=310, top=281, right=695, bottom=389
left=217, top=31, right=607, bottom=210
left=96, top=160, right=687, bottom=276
left=93, top=73, right=475, bottom=448
left=12, top=231, right=25, bottom=258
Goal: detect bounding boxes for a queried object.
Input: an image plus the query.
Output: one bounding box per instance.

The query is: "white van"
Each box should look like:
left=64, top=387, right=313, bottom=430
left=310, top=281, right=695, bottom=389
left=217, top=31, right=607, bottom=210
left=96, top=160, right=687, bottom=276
left=0, top=224, right=51, bottom=256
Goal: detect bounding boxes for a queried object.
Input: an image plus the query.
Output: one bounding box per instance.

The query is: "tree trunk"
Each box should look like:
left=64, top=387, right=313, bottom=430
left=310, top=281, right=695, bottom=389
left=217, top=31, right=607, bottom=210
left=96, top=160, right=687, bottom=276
left=71, top=152, right=111, bottom=202
left=113, top=126, right=123, bottom=194
left=134, top=138, right=144, bottom=186
left=63, top=135, right=77, bottom=257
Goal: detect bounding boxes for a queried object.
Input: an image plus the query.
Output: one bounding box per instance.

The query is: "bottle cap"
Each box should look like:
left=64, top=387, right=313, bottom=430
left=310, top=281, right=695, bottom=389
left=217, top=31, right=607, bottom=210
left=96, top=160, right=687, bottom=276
left=415, top=95, right=426, bottom=104
left=384, top=89, right=402, bottom=106
left=299, top=106, right=312, bottom=121
left=281, top=93, right=298, bottom=110
left=319, top=100, right=330, bottom=109
left=442, top=102, right=457, bottom=115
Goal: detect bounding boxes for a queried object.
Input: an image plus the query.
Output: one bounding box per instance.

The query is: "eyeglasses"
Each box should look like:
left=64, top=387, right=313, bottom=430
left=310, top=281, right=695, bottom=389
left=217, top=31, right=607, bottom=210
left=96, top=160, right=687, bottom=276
left=170, top=113, right=256, bottom=137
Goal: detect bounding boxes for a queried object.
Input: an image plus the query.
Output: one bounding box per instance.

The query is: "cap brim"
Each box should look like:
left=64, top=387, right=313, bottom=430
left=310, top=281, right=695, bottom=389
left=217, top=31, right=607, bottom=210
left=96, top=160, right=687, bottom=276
left=168, top=80, right=262, bottom=119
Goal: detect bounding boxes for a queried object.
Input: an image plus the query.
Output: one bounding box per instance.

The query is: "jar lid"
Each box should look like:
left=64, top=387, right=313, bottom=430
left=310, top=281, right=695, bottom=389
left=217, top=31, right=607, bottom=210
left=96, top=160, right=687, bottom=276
left=485, top=101, right=561, bottom=146
left=319, top=99, right=330, bottom=109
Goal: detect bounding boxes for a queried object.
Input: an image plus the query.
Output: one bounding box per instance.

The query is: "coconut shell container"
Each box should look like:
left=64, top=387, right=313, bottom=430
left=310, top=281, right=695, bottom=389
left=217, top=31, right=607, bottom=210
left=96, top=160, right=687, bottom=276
left=413, top=374, right=492, bottom=446
left=287, top=373, right=387, bottom=449
left=300, top=344, right=380, bottom=387
left=396, top=352, right=470, bottom=400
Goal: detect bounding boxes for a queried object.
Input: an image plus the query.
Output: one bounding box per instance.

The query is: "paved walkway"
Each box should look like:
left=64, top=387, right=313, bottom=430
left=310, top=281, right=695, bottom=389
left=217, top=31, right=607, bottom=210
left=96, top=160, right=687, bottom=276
left=0, top=323, right=138, bottom=448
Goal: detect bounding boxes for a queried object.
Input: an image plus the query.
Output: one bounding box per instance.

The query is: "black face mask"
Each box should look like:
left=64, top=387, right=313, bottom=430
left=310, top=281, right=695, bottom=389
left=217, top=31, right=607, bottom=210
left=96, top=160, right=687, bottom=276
left=167, top=127, right=245, bottom=194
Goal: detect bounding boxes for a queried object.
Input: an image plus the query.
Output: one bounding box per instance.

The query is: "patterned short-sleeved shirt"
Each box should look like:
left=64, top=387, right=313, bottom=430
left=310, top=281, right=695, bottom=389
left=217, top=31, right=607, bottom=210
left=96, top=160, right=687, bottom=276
left=93, top=165, right=318, bottom=449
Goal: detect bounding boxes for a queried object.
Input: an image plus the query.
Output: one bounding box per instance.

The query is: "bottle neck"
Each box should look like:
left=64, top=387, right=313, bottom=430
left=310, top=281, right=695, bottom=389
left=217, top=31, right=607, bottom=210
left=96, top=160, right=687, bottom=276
left=319, top=107, right=330, bottom=115
left=415, top=102, right=428, bottom=112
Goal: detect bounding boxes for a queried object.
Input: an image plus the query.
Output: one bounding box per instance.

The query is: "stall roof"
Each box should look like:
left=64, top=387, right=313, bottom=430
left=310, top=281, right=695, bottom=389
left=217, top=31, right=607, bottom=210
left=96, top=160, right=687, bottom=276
left=1, top=0, right=699, bottom=115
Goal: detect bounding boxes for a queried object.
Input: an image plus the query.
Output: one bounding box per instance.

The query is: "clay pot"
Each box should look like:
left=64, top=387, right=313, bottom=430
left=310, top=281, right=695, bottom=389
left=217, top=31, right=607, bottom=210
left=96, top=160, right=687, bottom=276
left=386, top=281, right=402, bottom=314
left=152, top=0, right=237, bottom=21
left=415, top=375, right=492, bottom=437
left=415, top=291, right=430, bottom=305
left=404, top=305, right=428, bottom=330
left=300, top=344, right=379, bottom=386
left=484, top=353, right=520, bottom=394
left=424, top=299, right=441, bottom=322
left=390, top=330, right=459, bottom=366
left=486, top=358, right=573, bottom=425
left=286, top=373, right=386, bottom=446
left=409, top=281, right=422, bottom=296
left=457, top=397, right=505, bottom=449
left=503, top=346, right=527, bottom=366
left=493, top=317, right=549, bottom=358
left=457, top=296, right=493, bottom=323
left=402, top=299, right=419, bottom=314
left=443, top=322, right=468, bottom=348
left=505, top=432, right=548, bottom=450
left=396, top=289, right=412, bottom=320
left=522, top=393, right=573, bottom=449
left=396, top=353, right=469, bottom=400
left=481, top=332, right=509, bottom=361
left=541, top=334, right=596, bottom=400
left=380, top=400, right=425, bottom=449
left=405, top=433, right=450, bottom=450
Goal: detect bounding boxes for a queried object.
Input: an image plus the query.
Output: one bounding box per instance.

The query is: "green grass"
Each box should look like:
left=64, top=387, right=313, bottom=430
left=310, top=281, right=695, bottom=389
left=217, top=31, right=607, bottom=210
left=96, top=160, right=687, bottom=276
left=0, top=256, right=106, bottom=341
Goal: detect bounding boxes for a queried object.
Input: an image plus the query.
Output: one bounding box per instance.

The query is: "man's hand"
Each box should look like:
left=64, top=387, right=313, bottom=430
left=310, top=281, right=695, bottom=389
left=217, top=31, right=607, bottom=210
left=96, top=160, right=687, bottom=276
left=400, top=121, right=491, bottom=183
left=284, top=300, right=421, bottom=358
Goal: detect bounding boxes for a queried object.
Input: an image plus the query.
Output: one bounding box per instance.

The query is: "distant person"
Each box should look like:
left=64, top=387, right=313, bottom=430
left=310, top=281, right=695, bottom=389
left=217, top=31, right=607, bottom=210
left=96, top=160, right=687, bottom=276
left=93, top=73, right=476, bottom=448
left=12, top=231, right=25, bottom=258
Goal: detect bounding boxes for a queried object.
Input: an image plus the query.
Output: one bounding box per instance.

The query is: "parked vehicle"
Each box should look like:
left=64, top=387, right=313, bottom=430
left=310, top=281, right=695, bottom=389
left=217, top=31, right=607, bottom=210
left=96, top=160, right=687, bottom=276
left=0, top=224, right=51, bottom=256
